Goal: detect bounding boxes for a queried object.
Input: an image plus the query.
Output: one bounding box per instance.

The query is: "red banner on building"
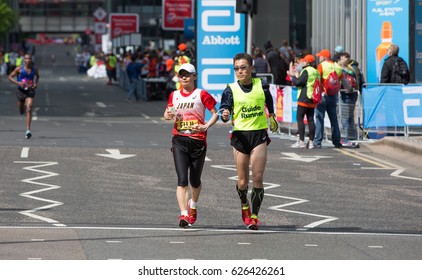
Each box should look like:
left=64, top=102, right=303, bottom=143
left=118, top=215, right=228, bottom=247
left=109, top=13, right=139, bottom=39
left=162, top=0, right=194, bottom=30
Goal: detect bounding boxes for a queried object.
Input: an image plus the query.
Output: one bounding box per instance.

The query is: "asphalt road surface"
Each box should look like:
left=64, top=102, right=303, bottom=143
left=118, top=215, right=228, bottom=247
left=1, top=45, right=421, bottom=262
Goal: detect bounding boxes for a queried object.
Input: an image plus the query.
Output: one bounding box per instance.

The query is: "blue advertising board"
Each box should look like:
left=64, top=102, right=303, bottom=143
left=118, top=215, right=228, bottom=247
left=184, top=18, right=195, bottom=40
left=196, top=0, right=246, bottom=107
left=366, top=0, right=409, bottom=83
left=363, top=85, right=422, bottom=127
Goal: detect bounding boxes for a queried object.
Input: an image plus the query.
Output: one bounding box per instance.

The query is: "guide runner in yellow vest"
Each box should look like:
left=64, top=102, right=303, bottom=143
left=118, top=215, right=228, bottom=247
left=220, top=53, right=278, bottom=230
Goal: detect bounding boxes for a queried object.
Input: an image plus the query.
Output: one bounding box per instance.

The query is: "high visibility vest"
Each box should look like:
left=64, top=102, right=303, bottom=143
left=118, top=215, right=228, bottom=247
left=174, top=55, right=190, bottom=73
left=229, top=78, right=268, bottom=131
left=15, top=57, right=23, bottom=67
left=300, top=66, right=320, bottom=100
left=107, top=55, right=117, bottom=69
left=90, top=55, right=96, bottom=66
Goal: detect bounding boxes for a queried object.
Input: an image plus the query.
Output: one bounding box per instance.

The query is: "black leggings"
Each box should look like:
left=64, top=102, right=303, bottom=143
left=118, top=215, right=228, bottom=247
left=296, top=106, right=315, bottom=141
left=172, top=136, right=207, bottom=187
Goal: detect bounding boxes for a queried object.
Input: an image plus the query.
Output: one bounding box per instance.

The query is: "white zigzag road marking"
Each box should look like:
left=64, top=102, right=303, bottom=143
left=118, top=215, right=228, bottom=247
left=338, top=149, right=422, bottom=182
left=211, top=164, right=338, bottom=228
left=14, top=161, right=66, bottom=227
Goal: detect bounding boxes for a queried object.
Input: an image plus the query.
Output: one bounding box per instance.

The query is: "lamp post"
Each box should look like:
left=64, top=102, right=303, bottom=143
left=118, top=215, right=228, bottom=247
left=235, top=0, right=257, bottom=54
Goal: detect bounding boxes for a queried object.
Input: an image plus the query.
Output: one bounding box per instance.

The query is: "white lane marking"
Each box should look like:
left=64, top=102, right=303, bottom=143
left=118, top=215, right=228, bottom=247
left=31, top=239, right=45, bottom=242
left=170, top=241, right=185, bottom=244
left=211, top=164, right=338, bottom=228
left=281, top=153, right=332, bottom=162
left=2, top=226, right=422, bottom=238
left=267, top=193, right=338, bottom=228
left=391, top=168, right=422, bottom=181
left=33, top=107, right=39, bottom=120
left=96, top=102, right=107, bottom=108
left=237, top=242, right=251, bottom=245
left=141, top=114, right=150, bottom=119
left=339, top=149, right=422, bottom=182
left=305, top=244, right=318, bottom=247
left=96, top=149, right=136, bottom=160
left=21, top=147, right=30, bottom=158
left=106, top=241, right=122, bottom=243
left=205, top=156, right=211, bottom=161
left=361, top=167, right=393, bottom=170
left=14, top=161, right=65, bottom=226
left=368, top=245, right=384, bottom=249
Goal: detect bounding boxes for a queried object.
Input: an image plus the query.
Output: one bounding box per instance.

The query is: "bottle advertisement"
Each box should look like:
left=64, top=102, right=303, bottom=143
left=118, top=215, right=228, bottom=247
left=366, top=0, right=409, bottom=83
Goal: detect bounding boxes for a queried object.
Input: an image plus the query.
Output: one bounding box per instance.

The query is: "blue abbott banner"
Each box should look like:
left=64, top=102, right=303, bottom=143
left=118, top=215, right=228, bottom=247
left=363, top=85, right=422, bottom=127
left=196, top=0, right=246, bottom=106
left=366, top=0, right=410, bottom=83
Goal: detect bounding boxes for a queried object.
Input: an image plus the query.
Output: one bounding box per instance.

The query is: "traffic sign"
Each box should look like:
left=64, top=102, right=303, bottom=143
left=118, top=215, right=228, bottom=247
left=93, top=7, right=107, bottom=21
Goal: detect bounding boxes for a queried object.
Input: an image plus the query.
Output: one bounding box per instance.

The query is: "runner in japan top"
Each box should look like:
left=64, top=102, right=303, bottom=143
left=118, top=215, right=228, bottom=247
left=168, top=88, right=217, bottom=142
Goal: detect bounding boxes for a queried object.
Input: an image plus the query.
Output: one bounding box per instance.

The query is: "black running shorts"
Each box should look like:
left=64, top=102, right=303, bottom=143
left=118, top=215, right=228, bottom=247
left=172, top=135, right=207, bottom=187
left=16, top=88, right=35, bottom=102
left=231, top=130, right=270, bottom=155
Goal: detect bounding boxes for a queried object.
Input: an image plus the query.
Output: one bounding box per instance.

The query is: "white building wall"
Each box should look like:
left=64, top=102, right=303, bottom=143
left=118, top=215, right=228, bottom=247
left=312, top=0, right=367, bottom=78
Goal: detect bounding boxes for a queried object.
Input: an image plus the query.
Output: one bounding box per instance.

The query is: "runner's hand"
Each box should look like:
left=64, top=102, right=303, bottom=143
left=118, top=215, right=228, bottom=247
left=269, top=115, right=279, bottom=133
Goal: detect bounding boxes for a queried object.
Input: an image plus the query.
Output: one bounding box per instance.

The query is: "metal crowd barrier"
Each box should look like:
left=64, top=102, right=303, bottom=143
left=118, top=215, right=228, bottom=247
left=272, top=85, right=362, bottom=143
left=273, top=83, right=422, bottom=142
left=361, top=83, right=422, bottom=138
left=118, top=68, right=171, bottom=101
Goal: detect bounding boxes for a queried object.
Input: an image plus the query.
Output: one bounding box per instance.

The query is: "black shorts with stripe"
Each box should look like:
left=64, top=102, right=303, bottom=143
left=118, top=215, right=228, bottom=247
left=230, top=129, right=270, bottom=155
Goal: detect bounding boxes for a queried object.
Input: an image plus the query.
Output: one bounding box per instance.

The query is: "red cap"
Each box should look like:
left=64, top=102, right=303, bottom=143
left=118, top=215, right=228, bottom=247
left=316, top=49, right=331, bottom=59
left=300, top=54, right=315, bottom=63
left=178, top=43, right=187, bottom=51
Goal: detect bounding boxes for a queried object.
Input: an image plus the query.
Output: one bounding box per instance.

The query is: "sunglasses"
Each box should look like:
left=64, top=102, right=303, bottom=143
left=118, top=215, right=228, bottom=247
left=178, top=72, right=193, bottom=78
left=233, top=65, right=249, bottom=72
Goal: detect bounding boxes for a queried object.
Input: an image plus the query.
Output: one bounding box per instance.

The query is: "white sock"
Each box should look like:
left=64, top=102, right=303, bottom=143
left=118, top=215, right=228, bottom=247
left=181, top=210, right=188, bottom=216
left=190, top=200, right=197, bottom=209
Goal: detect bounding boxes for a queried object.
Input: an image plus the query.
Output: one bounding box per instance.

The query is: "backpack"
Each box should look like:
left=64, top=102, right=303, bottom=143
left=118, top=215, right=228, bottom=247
left=392, top=57, right=410, bottom=85
left=344, top=72, right=357, bottom=90
left=312, top=77, right=322, bottom=103
left=324, top=71, right=341, bottom=95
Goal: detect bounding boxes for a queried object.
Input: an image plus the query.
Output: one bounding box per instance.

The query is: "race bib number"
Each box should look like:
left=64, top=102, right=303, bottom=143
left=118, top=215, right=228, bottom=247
left=177, top=120, right=199, bottom=131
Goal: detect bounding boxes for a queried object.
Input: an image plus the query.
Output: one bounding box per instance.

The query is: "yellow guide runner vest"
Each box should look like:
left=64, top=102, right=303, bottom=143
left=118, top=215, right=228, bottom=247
left=229, top=78, right=268, bottom=131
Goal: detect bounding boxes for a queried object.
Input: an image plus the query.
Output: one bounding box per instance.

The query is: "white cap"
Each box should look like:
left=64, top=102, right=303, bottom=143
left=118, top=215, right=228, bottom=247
left=178, top=63, right=196, bottom=74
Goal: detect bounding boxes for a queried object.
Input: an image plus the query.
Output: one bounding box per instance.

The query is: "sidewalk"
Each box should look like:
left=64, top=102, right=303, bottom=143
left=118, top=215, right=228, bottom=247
left=368, top=136, right=422, bottom=156
left=279, top=122, right=422, bottom=165
left=362, top=136, right=422, bottom=168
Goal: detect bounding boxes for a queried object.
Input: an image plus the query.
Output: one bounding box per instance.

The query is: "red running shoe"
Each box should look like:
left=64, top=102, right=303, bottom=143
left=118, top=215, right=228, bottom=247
left=188, top=199, right=197, bottom=225
left=247, top=215, right=261, bottom=230
left=178, top=215, right=190, bottom=228
left=241, top=204, right=252, bottom=225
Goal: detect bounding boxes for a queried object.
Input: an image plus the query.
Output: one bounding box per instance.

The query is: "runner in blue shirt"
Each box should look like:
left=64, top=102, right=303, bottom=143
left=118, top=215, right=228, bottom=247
left=8, top=54, right=40, bottom=139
